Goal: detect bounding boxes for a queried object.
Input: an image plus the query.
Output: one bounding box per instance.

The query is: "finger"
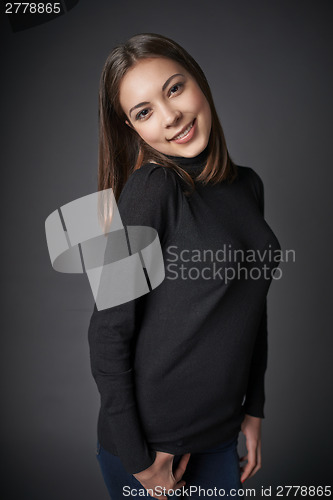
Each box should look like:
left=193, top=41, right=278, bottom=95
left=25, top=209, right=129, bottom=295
left=247, top=442, right=262, bottom=480
left=160, top=481, right=186, bottom=500
left=239, top=454, right=248, bottom=462
left=174, top=453, right=191, bottom=482
left=240, top=458, right=255, bottom=482
left=175, top=480, right=186, bottom=490
left=247, top=464, right=260, bottom=480
left=151, top=489, right=167, bottom=500
left=240, top=442, right=257, bottom=483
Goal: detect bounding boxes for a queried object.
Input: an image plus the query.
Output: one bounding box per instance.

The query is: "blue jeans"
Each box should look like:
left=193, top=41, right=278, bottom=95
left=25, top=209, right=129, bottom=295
left=96, top=434, right=244, bottom=499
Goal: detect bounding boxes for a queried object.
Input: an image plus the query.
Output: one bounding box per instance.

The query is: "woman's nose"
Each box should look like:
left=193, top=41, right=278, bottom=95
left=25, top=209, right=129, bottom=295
left=161, top=106, right=182, bottom=128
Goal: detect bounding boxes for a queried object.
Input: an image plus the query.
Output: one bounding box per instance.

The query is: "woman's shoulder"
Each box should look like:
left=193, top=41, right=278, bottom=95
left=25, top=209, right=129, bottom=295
left=235, top=164, right=264, bottom=213
left=235, top=164, right=264, bottom=190
left=116, top=162, right=183, bottom=246
left=118, top=162, right=181, bottom=206
left=128, top=161, right=174, bottom=181
left=235, top=164, right=263, bottom=182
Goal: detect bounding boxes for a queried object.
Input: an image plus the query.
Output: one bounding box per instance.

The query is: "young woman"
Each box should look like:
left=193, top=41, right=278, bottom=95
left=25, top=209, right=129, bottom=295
left=88, top=33, right=281, bottom=499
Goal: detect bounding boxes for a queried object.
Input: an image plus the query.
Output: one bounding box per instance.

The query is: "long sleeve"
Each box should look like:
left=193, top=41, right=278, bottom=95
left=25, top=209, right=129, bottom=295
left=243, top=168, right=268, bottom=418
left=88, top=164, right=181, bottom=473
left=243, top=298, right=268, bottom=418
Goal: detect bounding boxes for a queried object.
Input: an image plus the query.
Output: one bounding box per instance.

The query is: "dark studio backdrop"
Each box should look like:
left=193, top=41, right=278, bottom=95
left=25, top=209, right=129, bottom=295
left=1, top=0, right=332, bottom=498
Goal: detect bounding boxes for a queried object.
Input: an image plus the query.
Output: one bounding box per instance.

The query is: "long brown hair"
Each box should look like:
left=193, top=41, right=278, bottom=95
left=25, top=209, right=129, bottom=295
left=98, top=33, right=237, bottom=231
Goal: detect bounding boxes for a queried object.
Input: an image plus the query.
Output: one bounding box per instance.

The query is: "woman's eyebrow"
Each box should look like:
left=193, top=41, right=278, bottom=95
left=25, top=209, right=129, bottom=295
left=129, top=73, right=185, bottom=117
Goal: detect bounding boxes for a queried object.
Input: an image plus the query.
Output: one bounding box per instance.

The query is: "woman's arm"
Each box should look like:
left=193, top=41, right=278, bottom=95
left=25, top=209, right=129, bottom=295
left=242, top=298, right=268, bottom=418
left=88, top=164, right=182, bottom=475
left=243, top=168, right=268, bottom=418
left=240, top=168, right=267, bottom=482
left=88, top=296, right=156, bottom=472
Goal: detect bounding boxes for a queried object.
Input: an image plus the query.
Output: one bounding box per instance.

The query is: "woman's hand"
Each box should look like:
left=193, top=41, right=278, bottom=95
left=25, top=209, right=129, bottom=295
left=133, top=451, right=191, bottom=499
left=239, top=414, right=262, bottom=483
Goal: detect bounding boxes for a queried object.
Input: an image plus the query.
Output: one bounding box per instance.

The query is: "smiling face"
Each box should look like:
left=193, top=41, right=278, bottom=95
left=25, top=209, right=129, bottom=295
left=118, top=57, right=212, bottom=158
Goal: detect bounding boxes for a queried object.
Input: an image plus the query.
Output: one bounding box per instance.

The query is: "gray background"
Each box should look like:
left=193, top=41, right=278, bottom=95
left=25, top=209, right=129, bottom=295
left=1, top=0, right=332, bottom=498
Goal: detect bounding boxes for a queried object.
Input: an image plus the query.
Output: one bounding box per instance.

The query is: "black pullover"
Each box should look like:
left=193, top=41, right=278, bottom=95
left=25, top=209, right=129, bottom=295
left=88, top=146, right=281, bottom=474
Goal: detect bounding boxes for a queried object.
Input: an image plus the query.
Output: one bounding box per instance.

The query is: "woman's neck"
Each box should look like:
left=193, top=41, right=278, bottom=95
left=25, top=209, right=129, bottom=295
left=164, top=144, right=209, bottom=170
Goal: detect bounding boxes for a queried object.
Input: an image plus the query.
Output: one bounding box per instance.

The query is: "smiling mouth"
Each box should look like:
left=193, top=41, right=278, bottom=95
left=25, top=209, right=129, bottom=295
left=168, top=119, right=196, bottom=141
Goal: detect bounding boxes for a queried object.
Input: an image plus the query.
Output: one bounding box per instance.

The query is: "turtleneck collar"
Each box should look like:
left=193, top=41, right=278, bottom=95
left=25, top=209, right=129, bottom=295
left=164, top=144, right=209, bottom=171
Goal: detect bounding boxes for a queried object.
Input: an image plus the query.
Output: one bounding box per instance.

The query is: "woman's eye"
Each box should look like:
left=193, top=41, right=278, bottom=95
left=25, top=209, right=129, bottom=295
left=135, top=83, right=184, bottom=120
left=169, top=83, right=183, bottom=96
left=136, top=109, right=150, bottom=120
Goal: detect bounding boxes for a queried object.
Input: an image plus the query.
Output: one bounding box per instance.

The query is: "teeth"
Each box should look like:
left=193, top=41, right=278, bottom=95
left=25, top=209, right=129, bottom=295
left=174, top=121, right=193, bottom=140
